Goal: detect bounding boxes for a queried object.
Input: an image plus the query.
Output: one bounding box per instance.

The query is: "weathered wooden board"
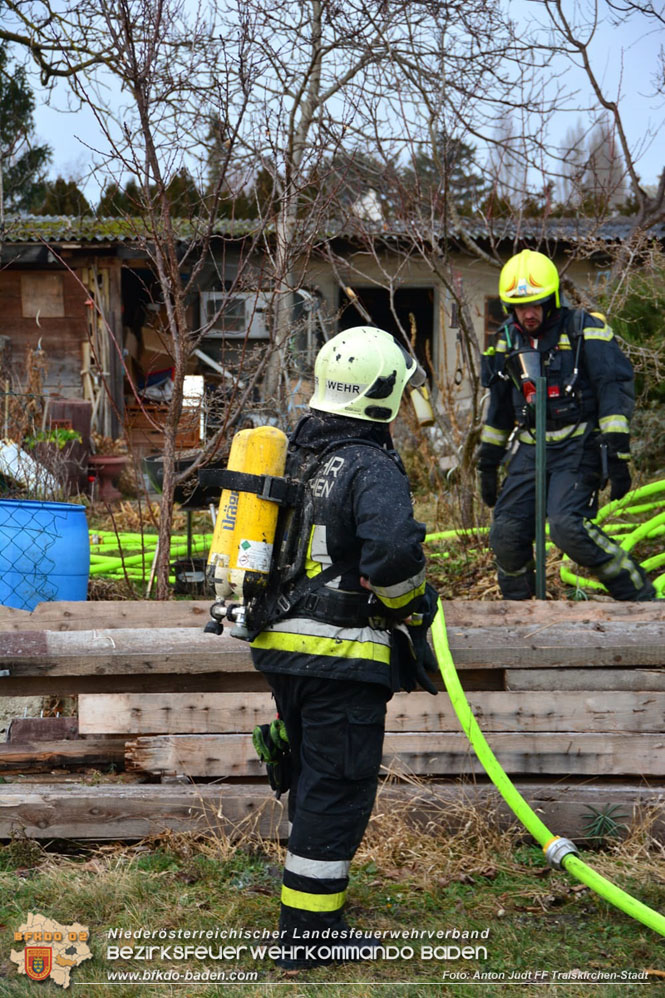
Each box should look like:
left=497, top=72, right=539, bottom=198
left=126, top=734, right=263, bottom=777
left=125, top=731, right=665, bottom=778
left=8, top=717, right=78, bottom=741
left=1, top=598, right=662, bottom=633
left=80, top=690, right=665, bottom=735
left=0, top=628, right=250, bottom=675
left=0, top=672, right=270, bottom=697
left=440, top=600, right=665, bottom=626
left=0, top=738, right=125, bottom=771
left=0, top=781, right=663, bottom=841
left=0, top=783, right=289, bottom=840
left=0, top=600, right=213, bottom=632
left=442, top=621, right=665, bottom=667
left=79, top=692, right=276, bottom=734
left=2, top=620, right=665, bottom=677
left=507, top=668, right=665, bottom=692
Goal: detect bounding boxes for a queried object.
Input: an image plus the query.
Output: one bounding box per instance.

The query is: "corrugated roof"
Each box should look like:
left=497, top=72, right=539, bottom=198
left=327, top=216, right=665, bottom=244
left=1, top=213, right=663, bottom=247
left=0, top=215, right=262, bottom=245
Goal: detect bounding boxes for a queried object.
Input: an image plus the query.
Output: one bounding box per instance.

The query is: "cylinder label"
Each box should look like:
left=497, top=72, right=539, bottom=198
left=236, top=539, right=272, bottom=573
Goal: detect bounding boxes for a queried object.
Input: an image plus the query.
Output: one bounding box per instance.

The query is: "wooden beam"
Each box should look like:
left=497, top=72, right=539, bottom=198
left=1, top=598, right=662, bottom=633
left=0, top=783, right=289, bottom=840
left=0, top=673, right=270, bottom=697
left=81, top=689, right=665, bottom=735
left=507, top=668, right=665, bottom=692
left=124, top=731, right=665, bottom=778
left=0, top=600, right=214, bottom=632
left=8, top=717, right=78, bottom=741
left=442, top=621, right=665, bottom=667
left=79, top=692, right=276, bottom=734
left=0, top=738, right=125, bottom=771
left=440, top=600, right=665, bottom=626
left=0, top=628, right=250, bottom=675
left=0, top=781, right=663, bottom=840
left=2, top=619, right=665, bottom=679
left=125, top=734, right=263, bottom=777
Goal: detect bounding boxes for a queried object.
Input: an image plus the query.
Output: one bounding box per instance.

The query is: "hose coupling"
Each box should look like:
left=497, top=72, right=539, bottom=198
left=544, top=836, right=579, bottom=870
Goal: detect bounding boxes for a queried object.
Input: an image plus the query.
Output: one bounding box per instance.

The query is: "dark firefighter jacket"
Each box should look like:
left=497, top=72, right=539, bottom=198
left=480, top=308, right=634, bottom=455
left=250, top=412, right=427, bottom=689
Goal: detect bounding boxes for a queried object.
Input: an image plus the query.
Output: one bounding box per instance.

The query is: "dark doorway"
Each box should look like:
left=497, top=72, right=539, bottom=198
left=338, top=286, right=434, bottom=370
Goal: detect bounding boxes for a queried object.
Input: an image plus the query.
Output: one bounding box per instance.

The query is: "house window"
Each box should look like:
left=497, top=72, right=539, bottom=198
left=21, top=274, right=65, bottom=318
left=484, top=296, right=505, bottom=349
left=200, top=291, right=269, bottom=339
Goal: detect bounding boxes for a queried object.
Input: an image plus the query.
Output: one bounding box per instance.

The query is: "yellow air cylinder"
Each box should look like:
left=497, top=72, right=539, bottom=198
left=228, top=425, right=288, bottom=600
left=207, top=428, right=252, bottom=598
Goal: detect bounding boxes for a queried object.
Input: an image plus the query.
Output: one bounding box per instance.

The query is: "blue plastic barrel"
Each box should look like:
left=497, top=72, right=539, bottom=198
left=0, top=499, right=90, bottom=610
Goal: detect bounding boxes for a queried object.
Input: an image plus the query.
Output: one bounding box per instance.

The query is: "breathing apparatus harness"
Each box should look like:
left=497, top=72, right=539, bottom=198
left=496, top=310, right=585, bottom=444
left=201, top=436, right=394, bottom=641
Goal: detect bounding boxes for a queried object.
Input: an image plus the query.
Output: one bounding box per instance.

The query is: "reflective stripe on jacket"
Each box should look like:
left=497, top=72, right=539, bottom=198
left=250, top=413, right=426, bottom=688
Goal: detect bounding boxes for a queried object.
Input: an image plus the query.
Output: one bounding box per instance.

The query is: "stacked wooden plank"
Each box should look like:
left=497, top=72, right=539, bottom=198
left=0, top=599, right=664, bottom=839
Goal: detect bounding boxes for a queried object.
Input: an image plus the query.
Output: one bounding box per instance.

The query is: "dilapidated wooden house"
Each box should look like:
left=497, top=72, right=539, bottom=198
left=2, top=214, right=662, bottom=469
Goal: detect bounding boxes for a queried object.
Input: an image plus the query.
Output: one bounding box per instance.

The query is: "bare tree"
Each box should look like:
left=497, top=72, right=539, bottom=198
left=312, top=1, right=569, bottom=500
left=311, top=0, right=665, bottom=507
left=230, top=0, right=429, bottom=405
left=1, top=0, right=271, bottom=596
left=541, top=0, right=665, bottom=252
left=4, top=0, right=664, bottom=560
left=558, top=118, right=589, bottom=204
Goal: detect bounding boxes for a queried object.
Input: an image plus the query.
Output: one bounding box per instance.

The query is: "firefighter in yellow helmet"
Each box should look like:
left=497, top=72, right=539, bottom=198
left=478, top=249, right=655, bottom=601
left=250, top=326, right=439, bottom=969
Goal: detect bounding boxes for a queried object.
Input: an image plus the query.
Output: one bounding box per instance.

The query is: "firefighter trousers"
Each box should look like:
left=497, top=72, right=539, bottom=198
left=489, top=442, right=654, bottom=601
left=265, top=673, right=390, bottom=940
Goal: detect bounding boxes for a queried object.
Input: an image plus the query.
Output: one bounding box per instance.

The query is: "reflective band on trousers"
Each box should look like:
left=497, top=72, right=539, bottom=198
left=285, top=851, right=351, bottom=880
left=281, top=885, right=346, bottom=912
left=585, top=521, right=645, bottom=590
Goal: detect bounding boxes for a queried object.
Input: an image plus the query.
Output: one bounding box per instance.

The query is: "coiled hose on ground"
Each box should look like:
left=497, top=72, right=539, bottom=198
left=426, top=479, right=665, bottom=597
left=429, top=483, right=665, bottom=936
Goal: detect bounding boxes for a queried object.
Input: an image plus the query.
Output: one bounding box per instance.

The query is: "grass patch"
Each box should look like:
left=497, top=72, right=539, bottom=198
left=0, top=795, right=663, bottom=995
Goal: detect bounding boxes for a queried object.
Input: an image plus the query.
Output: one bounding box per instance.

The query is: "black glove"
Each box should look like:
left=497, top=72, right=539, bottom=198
left=608, top=458, right=632, bottom=501
left=408, top=626, right=439, bottom=693
left=479, top=469, right=498, bottom=508
left=478, top=442, right=505, bottom=509
left=391, top=583, right=440, bottom=696
left=603, top=432, right=632, bottom=501
left=603, top=432, right=631, bottom=461
left=392, top=624, right=438, bottom=695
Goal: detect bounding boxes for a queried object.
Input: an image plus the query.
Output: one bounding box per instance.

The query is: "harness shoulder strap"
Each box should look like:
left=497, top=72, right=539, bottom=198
left=246, top=437, right=394, bottom=636
left=565, top=308, right=586, bottom=342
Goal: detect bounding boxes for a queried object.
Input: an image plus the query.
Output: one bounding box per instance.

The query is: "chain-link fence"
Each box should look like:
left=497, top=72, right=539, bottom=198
left=0, top=499, right=89, bottom=611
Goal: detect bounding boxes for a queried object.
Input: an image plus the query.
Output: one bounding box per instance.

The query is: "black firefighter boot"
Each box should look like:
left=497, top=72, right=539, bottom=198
left=275, top=900, right=382, bottom=971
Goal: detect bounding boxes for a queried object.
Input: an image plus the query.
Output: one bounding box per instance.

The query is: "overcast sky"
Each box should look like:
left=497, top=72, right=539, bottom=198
left=28, top=1, right=665, bottom=203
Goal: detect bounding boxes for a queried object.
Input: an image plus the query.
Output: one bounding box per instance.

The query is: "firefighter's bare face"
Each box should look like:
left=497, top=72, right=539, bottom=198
left=514, top=304, right=544, bottom=333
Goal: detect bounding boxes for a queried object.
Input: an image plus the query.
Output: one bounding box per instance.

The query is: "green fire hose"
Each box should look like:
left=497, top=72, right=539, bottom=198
left=430, top=601, right=665, bottom=936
